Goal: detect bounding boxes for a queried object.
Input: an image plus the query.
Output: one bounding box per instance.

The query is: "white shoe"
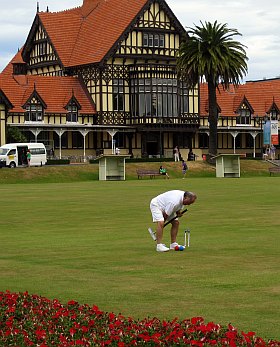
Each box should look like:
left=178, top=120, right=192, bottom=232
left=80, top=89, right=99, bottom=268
left=148, top=228, right=157, bottom=241
left=170, top=242, right=179, bottom=250
left=156, top=244, right=169, bottom=252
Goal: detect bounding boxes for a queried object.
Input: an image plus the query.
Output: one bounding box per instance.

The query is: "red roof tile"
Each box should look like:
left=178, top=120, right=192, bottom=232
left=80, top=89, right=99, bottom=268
left=200, top=79, right=280, bottom=117
left=0, top=64, right=96, bottom=114
left=39, top=0, right=148, bottom=67
left=1, top=48, right=24, bottom=76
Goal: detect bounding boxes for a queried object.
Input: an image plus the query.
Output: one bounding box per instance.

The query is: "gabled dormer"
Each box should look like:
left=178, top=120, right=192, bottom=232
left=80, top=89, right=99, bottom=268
left=266, top=100, right=280, bottom=120
left=11, top=49, right=27, bottom=76
left=109, top=0, right=186, bottom=61
left=22, top=14, right=61, bottom=71
left=65, top=94, right=81, bottom=123
left=22, top=86, right=47, bottom=122
left=236, top=96, right=254, bottom=125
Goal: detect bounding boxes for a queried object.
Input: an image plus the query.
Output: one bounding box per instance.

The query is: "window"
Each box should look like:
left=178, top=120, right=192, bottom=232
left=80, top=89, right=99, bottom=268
left=115, top=132, right=125, bottom=148
left=72, top=131, right=83, bottom=148
left=131, top=78, right=179, bottom=118
left=245, top=133, right=254, bottom=148
left=67, top=104, right=78, bottom=122
left=25, top=104, right=43, bottom=122
left=54, top=132, right=68, bottom=149
left=235, top=133, right=242, bottom=148
left=113, top=79, right=124, bottom=111
left=236, top=109, right=251, bottom=125
left=29, top=148, right=46, bottom=155
left=38, top=42, right=47, bottom=56
left=7, top=149, right=16, bottom=156
left=270, top=109, right=278, bottom=120
left=199, top=133, right=209, bottom=148
left=180, top=81, right=189, bottom=114
left=143, top=33, right=165, bottom=47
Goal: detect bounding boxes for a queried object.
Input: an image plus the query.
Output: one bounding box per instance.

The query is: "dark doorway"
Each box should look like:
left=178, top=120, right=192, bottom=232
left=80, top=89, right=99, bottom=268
left=146, top=141, right=158, bottom=155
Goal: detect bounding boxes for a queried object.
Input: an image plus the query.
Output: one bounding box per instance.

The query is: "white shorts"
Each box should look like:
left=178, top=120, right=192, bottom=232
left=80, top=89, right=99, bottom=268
left=150, top=198, right=177, bottom=223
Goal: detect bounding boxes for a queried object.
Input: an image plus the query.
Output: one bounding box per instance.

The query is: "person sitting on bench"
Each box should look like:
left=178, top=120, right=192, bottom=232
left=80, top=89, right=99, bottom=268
left=159, top=165, right=170, bottom=179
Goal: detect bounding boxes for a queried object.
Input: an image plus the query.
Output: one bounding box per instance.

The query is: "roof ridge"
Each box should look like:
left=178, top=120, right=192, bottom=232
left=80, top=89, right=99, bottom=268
left=67, top=1, right=101, bottom=65
left=81, top=0, right=101, bottom=18
left=38, top=5, right=82, bottom=15
left=67, top=18, right=85, bottom=66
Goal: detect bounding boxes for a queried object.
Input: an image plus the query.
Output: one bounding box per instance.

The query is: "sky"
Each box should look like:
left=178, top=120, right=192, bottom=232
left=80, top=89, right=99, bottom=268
left=1, top=0, right=280, bottom=82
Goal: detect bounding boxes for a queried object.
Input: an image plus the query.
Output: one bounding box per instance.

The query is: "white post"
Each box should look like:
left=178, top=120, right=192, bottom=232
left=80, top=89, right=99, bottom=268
left=54, top=129, right=66, bottom=159
left=79, top=129, right=90, bottom=162
left=230, top=131, right=239, bottom=154
left=108, top=129, right=118, bottom=154
left=249, top=131, right=258, bottom=158
left=30, top=128, right=42, bottom=143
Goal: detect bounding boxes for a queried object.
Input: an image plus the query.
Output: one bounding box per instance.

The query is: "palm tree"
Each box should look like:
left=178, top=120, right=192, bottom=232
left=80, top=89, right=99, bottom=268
left=176, top=21, right=248, bottom=158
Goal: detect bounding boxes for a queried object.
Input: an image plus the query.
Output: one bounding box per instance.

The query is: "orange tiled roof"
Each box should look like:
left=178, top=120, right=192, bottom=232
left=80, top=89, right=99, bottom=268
left=200, top=79, right=280, bottom=117
left=0, top=64, right=96, bottom=114
left=38, top=0, right=149, bottom=67
left=1, top=48, right=25, bottom=76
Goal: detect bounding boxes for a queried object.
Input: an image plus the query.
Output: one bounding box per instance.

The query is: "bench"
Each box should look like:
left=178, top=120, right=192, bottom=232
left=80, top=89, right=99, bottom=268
left=269, top=167, right=280, bottom=176
left=136, top=169, right=162, bottom=179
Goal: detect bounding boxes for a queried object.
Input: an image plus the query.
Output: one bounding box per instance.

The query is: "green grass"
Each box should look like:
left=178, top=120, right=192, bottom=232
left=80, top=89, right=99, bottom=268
left=0, top=174, right=279, bottom=340
left=0, top=159, right=273, bottom=184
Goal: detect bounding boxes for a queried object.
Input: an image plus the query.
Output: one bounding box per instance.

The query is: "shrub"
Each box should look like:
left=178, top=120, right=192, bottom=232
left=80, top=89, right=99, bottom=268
left=1, top=291, right=279, bottom=347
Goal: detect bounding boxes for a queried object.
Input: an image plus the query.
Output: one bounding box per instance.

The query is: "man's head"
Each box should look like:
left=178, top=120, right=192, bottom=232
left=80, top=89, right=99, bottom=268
left=183, top=191, right=197, bottom=205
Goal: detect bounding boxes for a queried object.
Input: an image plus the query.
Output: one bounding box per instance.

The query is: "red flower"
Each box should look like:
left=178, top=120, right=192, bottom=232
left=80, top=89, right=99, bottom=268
left=226, top=331, right=237, bottom=339
left=191, top=317, right=204, bottom=325
left=35, top=328, right=47, bottom=340
left=69, top=327, right=76, bottom=337
left=0, top=291, right=279, bottom=347
left=68, top=300, right=78, bottom=306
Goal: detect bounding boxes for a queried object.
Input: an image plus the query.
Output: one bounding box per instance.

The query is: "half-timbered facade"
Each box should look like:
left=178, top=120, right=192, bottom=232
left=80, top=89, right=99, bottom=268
left=200, top=81, right=280, bottom=159
left=1, top=0, right=279, bottom=161
left=0, top=0, right=199, bottom=160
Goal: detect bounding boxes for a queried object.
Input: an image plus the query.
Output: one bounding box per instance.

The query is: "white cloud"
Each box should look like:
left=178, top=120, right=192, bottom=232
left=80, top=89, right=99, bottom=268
left=167, top=0, right=280, bottom=80
left=1, top=0, right=280, bottom=81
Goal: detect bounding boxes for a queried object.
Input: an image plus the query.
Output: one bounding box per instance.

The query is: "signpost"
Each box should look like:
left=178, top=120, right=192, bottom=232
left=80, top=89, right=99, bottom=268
left=271, top=120, right=279, bottom=145
left=263, top=119, right=279, bottom=146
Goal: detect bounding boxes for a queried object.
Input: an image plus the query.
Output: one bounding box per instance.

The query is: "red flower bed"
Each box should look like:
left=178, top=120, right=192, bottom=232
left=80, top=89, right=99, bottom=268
left=0, top=291, right=279, bottom=346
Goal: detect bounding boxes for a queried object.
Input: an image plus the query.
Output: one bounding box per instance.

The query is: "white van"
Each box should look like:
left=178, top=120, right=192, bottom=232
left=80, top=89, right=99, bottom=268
left=0, top=143, right=47, bottom=168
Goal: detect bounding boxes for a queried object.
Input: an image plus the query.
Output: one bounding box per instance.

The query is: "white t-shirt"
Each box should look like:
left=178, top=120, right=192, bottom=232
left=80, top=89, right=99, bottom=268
left=154, top=190, right=184, bottom=216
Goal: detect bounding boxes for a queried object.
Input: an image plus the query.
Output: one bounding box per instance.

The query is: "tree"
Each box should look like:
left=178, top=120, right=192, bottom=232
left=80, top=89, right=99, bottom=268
left=176, top=21, right=248, bottom=158
left=7, top=126, right=27, bottom=143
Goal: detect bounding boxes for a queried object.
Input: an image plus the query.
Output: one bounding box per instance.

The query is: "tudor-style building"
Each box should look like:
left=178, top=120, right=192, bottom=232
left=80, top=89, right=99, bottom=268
left=200, top=80, right=280, bottom=159
left=0, top=0, right=279, bottom=161
left=0, top=0, right=199, bottom=160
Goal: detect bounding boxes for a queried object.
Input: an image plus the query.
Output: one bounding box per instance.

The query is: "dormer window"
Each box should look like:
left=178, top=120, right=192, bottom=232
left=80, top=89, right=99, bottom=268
left=24, top=99, right=44, bottom=122
left=269, top=109, right=278, bottom=120
left=67, top=104, right=78, bottom=122
left=66, top=97, right=80, bottom=123
left=236, top=104, right=251, bottom=125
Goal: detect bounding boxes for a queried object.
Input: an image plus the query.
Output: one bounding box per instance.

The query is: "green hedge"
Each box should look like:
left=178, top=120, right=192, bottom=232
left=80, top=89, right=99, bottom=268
left=46, top=159, right=70, bottom=165
left=89, top=157, right=174, bottom=164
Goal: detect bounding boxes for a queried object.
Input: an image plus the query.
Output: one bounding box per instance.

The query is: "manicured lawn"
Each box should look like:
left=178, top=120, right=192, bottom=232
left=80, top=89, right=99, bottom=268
left=0, top=176, right=279, bottom=340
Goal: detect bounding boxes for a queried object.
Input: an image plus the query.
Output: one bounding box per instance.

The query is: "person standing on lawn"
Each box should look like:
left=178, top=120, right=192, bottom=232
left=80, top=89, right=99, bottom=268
left=26, top=150, right=31, bottom=167
left=174, top=146, right=180, bottom=162
left=182, top=160, right=188, bottom=179
left=150, top=190, right=197, bottom=252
